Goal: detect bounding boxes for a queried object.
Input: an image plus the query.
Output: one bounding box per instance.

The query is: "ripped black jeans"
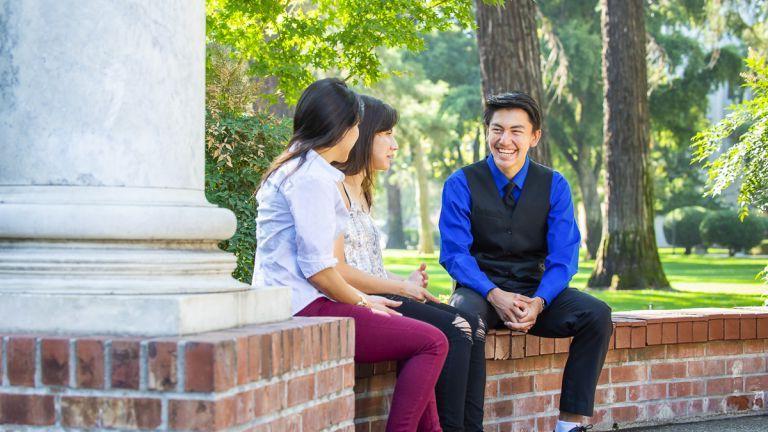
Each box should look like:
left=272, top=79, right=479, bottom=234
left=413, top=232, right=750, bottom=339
left=385, top=295, right=487, bottom=432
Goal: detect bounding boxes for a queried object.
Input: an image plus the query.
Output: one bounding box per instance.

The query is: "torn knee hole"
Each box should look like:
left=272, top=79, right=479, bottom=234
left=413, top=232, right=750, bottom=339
left=476, top=317, right=487, bottom=341
left=452, top=315, right=473, bottom=340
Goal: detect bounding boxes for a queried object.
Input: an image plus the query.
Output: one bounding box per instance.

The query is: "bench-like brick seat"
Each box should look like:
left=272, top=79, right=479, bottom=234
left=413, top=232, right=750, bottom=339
left=354, top=307, right=768, bottom=432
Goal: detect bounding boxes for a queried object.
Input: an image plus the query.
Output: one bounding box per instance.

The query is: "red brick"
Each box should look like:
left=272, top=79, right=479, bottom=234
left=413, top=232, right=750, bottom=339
left=287, top=374, right=314, bottom=407
left=745, top=374, right=768, bottom=391
left=235, top=336, right=250, bottom=385
left=185, top=339, right=236, bottom=392
left=367, top=372, right=395, bottom=392
left=329, top=319, right=341, bottom=361
left=631, top=326, right=646, bottom=348
left=280, top=327, right=294, bottom=374
left=101, top=397, right=161, bottom=429
left=510, top=333, right=525, bottom=359
left=614, top=326, right=632, bottom=349
left=321, top=322, right=331, bottom=362
left=169, top=397, right=235, bottom=431
left=605, top=348, right=629, bottom=364
left=534, top=372, right=562, bottom=392
left=611, top=405, right=639, bottom=424
left=677, top=321, right=693, bottom=343
left=692, top=321, right=708, bottom=342
left=485, top=333, right=496, bottom=359
left=498, top=376, right=533, bottom=396
left=628, top=383, right=666, bottom=401
left=706, top=377, right=743, bottom=395
left=726, top=356, right=765, bottom=375
left=355, top=395, right=387, bottom=418
left=708, top=318, right=724, bottom=340
left=525, top=334, right=540, bottom=357
left=61, top=396, right=99, bottom=427
left=342, top=362, right=355, bottom=390
left=554, top=337, right=571, bottom=353
left=628, top=345, right=666, bottom=362
left=744, top=339, right=767, bottom=354
left=485, top=380, right=498, bottom=398
left=317, top=366, right=344, bottom=397
left=537, top=415, right=558, bottom=432
left=610, top=364, right=646, bottom=383
left=669, top=381, right=693, bottom=398
left=110, top=340, right=140, bottom=389
left=647, top=400, right=689, bottom=420
left=595, top=386, right=626, bottom=404
left=647, top=323, right=662, bottom=345
left=503, top=418, right=536, bottom=432
left=724, top=318, right=740, bottom=340
left=147, top=341, right=177, bottom=391
left=247, top=334, right=263, bottom=381
left=688, top=359, right=724, bottom=377
left=552, top=352, right=568, bottom=368
left=235, top=390, right=255, bottom=425
left=76, top=339, right=105, bottom=389
left=0, top=394, right=54, bottom=425
left=512, top=394, right=554, bottom=416
left=667, top=343, right=705, bottom=359
left=741, top=317, right=757, bottom=339
left=540, top=337, right=555, bottom=355
left=41, top=338, right=69, bottom=386
left=254, top=382, right=284, bottom=416
left=598, top=368, right=609, bottom=385
left=726, top=395, right=752, bottom=411
left=662, top=322, right=677, bottom=344
left=757, top=317, right=768, bottom=339
left=494, top=331, right=511, bottom=360
left=650, top=362, right=686, bottom=380
left=706, top=340, right=743, bottom=356
left=7, top=336, right=36, bottom=386
left=486, top=400, right=514, bottom=419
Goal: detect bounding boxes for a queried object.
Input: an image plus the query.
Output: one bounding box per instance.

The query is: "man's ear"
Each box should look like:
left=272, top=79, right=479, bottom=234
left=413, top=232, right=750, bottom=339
left=530, top=129, right=543, bottom=148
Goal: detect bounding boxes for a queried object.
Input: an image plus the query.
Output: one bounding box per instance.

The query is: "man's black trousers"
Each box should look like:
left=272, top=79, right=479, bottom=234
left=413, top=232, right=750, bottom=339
left=450, top=287, right=613, bottom=417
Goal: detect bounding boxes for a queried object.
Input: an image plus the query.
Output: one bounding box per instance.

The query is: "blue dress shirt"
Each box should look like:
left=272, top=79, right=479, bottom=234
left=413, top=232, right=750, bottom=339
left=438, top=156, right=581, bottom=307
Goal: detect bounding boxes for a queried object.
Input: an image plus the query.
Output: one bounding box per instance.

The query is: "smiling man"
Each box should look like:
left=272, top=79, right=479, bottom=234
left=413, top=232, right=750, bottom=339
left=439, top=92, right=613, bottom=432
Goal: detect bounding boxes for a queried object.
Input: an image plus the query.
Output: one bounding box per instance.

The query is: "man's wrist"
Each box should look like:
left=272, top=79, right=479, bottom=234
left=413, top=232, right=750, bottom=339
left=534, top=296, right=546, bottom=310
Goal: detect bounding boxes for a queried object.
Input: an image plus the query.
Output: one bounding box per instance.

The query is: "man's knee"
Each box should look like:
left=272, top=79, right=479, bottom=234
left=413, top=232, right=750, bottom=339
left=588, top=299, right=613, bottom=337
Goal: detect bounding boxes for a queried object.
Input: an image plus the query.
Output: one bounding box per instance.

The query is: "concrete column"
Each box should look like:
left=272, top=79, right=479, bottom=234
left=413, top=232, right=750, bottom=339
left=0, top=0, right=290, bottom=335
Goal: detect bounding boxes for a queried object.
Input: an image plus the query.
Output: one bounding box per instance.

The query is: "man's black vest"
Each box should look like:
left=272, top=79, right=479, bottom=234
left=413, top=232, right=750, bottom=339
left=461, top=159, right=553, bottom=295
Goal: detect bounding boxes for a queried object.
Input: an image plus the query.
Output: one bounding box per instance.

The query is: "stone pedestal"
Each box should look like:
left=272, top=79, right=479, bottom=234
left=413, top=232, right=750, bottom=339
left=0, top=0, right=289, bottom=335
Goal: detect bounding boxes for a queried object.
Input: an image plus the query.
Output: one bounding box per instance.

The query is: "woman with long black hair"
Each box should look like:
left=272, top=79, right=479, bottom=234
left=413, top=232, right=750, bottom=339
left=254, top=78, right=447, bottom=432
left=333, top=95, right=487, bottom=432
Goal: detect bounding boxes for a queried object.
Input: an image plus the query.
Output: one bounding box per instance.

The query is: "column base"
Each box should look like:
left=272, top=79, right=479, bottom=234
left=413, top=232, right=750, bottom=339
left=0, top=286, right=290, bottom=336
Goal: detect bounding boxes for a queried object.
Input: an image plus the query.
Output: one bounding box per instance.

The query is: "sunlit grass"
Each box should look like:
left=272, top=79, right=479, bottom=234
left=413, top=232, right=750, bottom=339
left=383, top=248, right=767, bottom=311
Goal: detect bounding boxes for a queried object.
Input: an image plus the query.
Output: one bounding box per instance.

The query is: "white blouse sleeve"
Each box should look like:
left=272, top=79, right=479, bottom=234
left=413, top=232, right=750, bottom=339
left=283, top=174, right=341, bottom=278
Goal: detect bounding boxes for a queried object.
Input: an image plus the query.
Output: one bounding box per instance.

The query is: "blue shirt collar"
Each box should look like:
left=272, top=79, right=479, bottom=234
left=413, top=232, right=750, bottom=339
left=486, top=155, right=530, bottom=194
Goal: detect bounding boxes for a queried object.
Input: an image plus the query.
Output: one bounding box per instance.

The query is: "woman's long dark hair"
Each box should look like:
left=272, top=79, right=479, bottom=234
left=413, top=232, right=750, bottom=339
left=260, top=78, right=363, bottom=187
left=334, top=95, right=398, bottom=208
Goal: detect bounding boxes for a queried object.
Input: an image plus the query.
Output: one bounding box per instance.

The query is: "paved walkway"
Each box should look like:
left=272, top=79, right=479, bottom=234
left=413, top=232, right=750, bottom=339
left=626, top=415, right=768, bottom=431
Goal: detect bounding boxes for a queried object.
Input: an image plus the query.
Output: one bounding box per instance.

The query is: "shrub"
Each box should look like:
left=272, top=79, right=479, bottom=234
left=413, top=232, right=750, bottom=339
left=699, top=210, right=764, bottom=256
left=205, top=111, right=290, bottom=283
left=663, top=206, right=708, bottom=254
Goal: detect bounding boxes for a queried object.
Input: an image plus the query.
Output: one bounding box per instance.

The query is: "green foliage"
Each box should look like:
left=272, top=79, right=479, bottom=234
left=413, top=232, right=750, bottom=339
left=692, top=50, right=768, bottom=218
left=699, top=209, right=765, bottom=256
left=206, top=0, right=477, bottom=104
left=205, top=112, right=291, bottom=283
left=663, top=206, right=708, bottom=253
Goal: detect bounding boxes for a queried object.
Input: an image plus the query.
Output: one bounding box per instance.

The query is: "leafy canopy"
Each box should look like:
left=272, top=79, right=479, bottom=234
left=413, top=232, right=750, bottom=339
left=206, top=0, right=479, bottom=104
left=692, top=49, right=768, bottom=218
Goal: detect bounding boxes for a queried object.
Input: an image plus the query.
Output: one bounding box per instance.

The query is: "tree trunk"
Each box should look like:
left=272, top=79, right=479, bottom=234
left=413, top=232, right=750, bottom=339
left=472, top=126, right=481, bottom=163
left=384, top=170, right=406, bottom=249
left=579, top=166, right=602, bottom=260
left=412, top=137, right=435, bottom=254
left=588, top=0, right=669, bottom=290
left=474, top=0, right=551, bottom=166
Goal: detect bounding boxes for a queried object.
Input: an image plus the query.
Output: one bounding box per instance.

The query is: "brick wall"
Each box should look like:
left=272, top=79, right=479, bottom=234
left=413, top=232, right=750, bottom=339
left=0, top=317, right=355, bottom=431
left=354, top=307, right=768, bottom=431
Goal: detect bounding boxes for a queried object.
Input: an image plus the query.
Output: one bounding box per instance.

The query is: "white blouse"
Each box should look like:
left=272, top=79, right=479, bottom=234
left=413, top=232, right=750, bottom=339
left=253, top=149, right=349, bottom=314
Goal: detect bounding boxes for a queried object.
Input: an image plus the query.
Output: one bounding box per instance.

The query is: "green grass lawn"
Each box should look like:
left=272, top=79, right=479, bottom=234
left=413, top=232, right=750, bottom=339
left=383, top=248, right=767, bottom=311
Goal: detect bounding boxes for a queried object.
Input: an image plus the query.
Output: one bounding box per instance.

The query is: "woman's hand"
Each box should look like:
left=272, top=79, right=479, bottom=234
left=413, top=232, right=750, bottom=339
left=399, top=281, right=441, bottom=303
left=407, top=262, right=429, bottom=288
left=367, top=295, right=403, bottom=315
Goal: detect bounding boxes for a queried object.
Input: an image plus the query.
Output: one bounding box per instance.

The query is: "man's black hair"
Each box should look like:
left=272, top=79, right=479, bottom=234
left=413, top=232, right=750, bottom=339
left=483, top=92, right=542, bottom=131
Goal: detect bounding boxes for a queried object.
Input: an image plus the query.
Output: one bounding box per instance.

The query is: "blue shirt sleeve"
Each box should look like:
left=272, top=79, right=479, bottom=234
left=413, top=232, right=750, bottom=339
left=438, top=171, right=497, bottom=297
left=534, top=172, right=581, bottom=307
